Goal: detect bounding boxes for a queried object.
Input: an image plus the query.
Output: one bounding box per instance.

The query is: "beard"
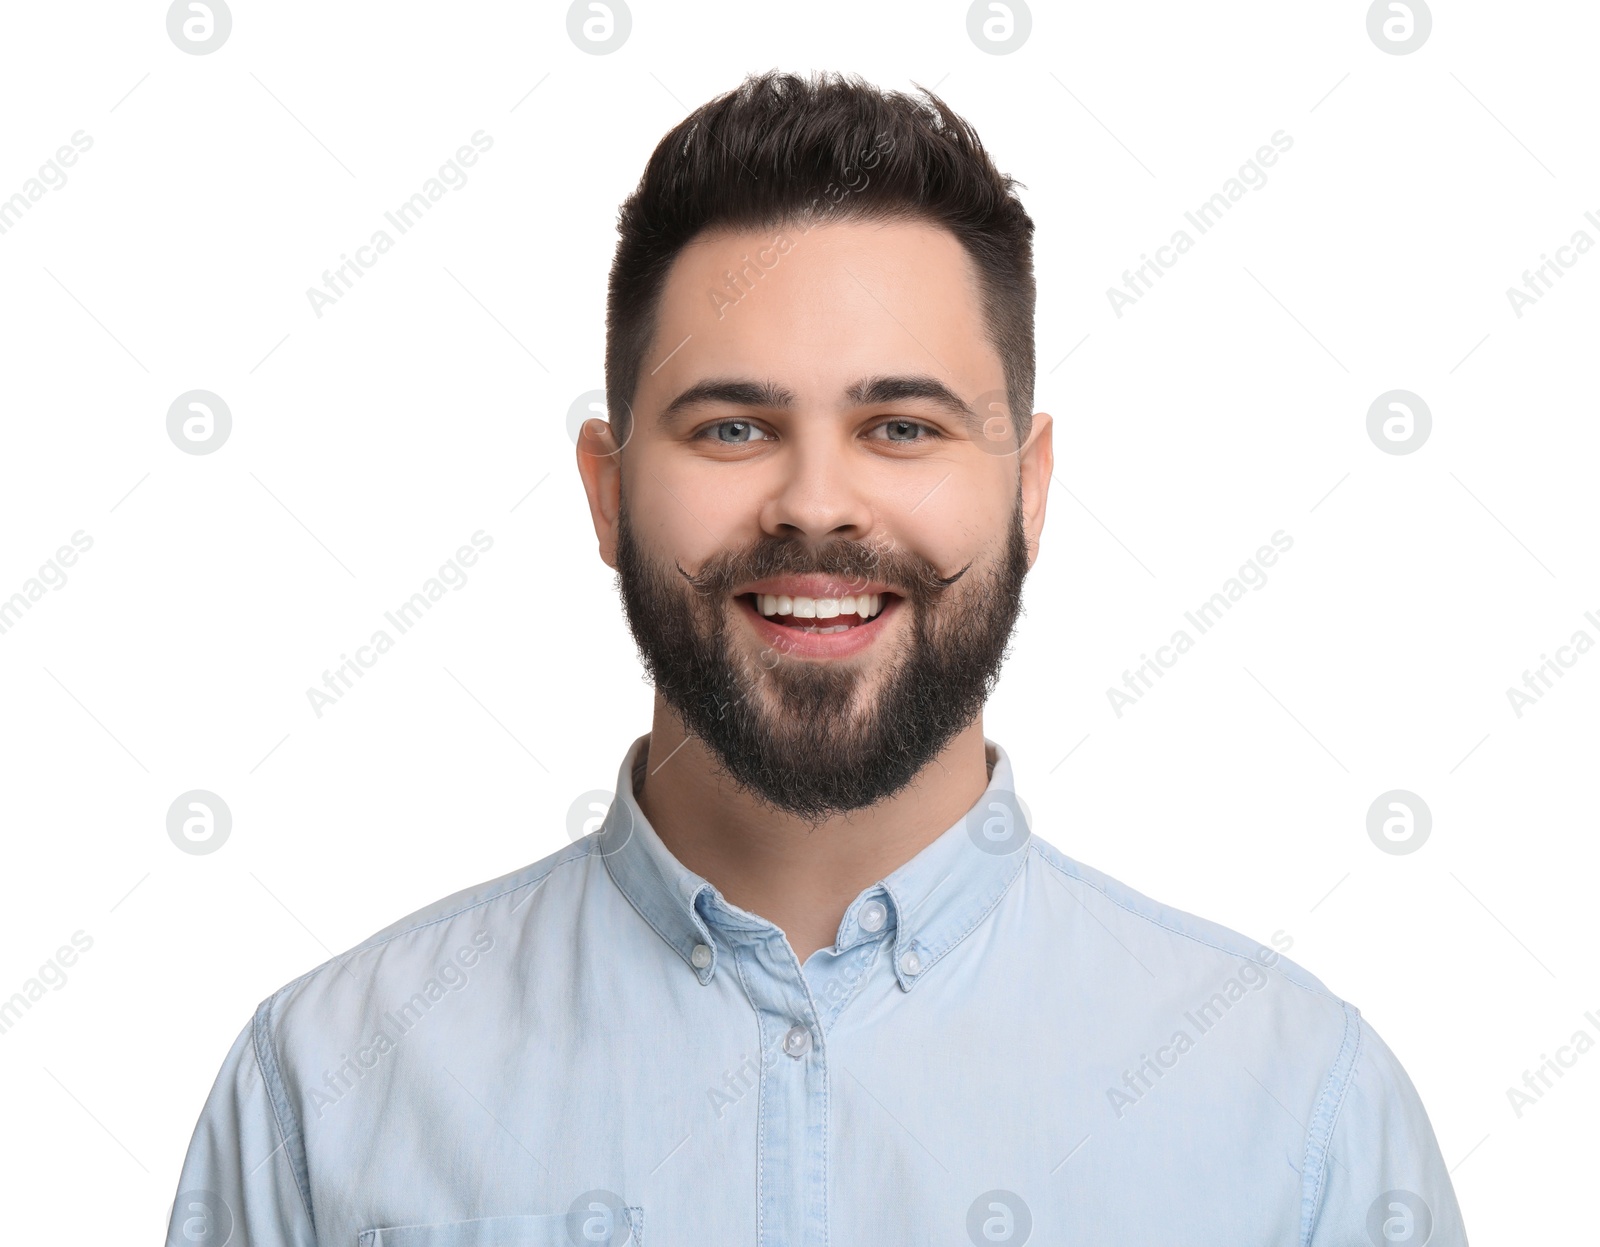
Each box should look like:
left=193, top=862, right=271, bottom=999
left=612, top=491, right=1029, bottom=821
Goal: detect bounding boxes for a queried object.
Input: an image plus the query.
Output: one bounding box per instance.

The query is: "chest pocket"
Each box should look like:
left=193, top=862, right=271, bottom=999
left=358, top=1206, right=644, bottom=1247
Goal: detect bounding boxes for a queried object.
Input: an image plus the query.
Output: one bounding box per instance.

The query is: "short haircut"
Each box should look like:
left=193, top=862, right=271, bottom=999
left=604, top=70, right=1037, bottom=448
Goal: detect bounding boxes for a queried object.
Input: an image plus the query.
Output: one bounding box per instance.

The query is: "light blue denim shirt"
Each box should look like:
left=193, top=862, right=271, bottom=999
left=169, top=736, right=1466, bottom=1246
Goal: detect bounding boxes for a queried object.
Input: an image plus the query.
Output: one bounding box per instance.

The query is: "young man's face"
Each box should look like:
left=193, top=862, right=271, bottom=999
left=579, top=218, right=1052, bottom=818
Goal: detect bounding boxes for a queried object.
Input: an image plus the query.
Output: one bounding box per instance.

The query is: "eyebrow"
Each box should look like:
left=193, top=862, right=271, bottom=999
left=656, top=374, right=980, bottom=432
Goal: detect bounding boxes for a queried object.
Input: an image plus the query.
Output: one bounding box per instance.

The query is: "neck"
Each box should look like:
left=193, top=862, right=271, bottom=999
left=633, top=694, right=992, bottom=966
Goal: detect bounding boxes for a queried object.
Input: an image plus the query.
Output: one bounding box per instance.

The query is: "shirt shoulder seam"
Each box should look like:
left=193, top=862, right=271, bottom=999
left=286, top=845, right=598, bottom=993
left=1298, top=999, right=1364, bottom=1246
left=353, top=845, right=597, bottom=953
left=242, top=845, right=601, bottom=1232
left=1030, top=844, right=1335, bottom=1001
left=251, top=991, right=315, bottom=1227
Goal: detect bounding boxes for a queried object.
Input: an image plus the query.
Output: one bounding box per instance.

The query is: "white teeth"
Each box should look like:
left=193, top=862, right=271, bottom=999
left=751, top=592, right=887, bottom=621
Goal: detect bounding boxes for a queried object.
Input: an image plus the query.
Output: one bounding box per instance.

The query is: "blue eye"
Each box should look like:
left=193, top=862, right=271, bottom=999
left=872, top=419, right=936, bottom=442
left=703, top=420, right=771, bottom=443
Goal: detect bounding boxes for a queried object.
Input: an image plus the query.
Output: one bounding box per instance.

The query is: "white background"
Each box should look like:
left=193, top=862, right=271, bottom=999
left=1, top=0, right=1595, bottom=1240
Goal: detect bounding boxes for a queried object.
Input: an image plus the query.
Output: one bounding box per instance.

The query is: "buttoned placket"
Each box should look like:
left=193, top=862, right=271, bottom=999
left=598, top=735, right=1029, bottom=1245
left=688, top=883, right=904, bottom=1247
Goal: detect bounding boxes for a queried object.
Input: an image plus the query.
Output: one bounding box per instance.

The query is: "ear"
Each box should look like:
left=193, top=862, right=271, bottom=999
left=1017, top=411, right=1053, bottom=570
left=575, top=418, right=625, bottom=569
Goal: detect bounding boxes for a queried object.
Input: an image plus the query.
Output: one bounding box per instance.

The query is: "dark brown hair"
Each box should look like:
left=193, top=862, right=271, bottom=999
left=604, top=70, right=1037, bottom=447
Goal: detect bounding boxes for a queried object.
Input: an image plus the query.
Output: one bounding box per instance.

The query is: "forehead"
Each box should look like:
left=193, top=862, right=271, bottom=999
left=638, top=218, right=1001, bottom=413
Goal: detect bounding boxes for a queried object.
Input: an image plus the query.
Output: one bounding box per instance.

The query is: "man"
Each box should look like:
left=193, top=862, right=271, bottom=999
left=169, top=72, right=1467, bottom=1246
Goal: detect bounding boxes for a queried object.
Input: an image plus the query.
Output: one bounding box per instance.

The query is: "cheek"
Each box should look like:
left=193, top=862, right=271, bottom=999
left=624, top=474, right=733, bottom=570
left=630, top=448, right=770, bottom=550
left=884, top=496, right=1000, bottom=572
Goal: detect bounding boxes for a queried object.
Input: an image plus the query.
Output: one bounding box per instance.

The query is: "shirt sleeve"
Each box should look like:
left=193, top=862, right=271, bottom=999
left=1305, top=1012, right=1468, bottom=1246
left=166, top=1011, right=317, bottom=1247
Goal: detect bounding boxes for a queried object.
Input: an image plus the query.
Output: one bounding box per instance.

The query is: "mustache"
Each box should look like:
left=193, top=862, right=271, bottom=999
left=675, top=536, right=970, bottom=605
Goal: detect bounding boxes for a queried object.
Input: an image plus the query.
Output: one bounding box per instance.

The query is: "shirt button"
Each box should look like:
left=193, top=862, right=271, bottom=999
left=690, top=943, right=712, bottom=969
left=782, top=1023, right=812, bottom=1058
left=899, top=949, right=922, bottom=976
left=859, top=900, right=887, bottom=932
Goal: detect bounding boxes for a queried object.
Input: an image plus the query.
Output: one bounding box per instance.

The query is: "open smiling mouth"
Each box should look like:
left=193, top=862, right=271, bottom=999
left=740, top=591, right=892, bottom=634
left=731, top=590, right=905, bottom=658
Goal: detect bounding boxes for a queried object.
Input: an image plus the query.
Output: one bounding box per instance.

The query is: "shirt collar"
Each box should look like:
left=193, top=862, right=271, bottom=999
left=598, top=733, right=1032, bottom=992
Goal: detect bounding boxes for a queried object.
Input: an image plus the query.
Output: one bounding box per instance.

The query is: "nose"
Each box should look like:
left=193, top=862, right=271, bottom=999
left=757, top=434, right=876, bottom=542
